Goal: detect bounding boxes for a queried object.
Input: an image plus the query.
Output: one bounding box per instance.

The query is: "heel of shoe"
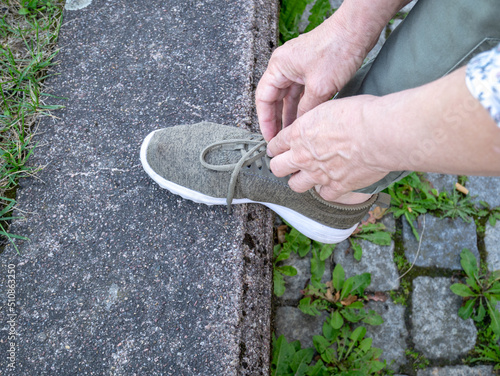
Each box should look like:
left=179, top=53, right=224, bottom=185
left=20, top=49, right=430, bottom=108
left=262, top=202, right=358, bottom=244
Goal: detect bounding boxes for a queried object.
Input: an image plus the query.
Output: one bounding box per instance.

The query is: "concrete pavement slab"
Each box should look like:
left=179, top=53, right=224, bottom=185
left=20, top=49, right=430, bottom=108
left=0, top=0, right=278, bottom=375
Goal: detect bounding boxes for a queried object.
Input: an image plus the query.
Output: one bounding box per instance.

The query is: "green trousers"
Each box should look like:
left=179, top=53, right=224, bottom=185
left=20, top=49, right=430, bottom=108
left=337, top=0, right=500, bottom=194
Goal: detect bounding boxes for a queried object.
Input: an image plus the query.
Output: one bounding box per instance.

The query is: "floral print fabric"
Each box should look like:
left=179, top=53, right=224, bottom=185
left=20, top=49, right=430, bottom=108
left=466, top=43, right=500, bottom=127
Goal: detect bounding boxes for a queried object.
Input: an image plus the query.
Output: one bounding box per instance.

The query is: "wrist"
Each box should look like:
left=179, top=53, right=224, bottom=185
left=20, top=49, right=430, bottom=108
left=326, top=0, right=410, bottom=57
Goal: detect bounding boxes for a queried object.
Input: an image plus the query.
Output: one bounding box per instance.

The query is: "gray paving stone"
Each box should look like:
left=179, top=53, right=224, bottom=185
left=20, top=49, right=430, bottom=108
left=334, top=239, right=399, bottom=291
left=277, top=250, right=332, bottom=303
left=485, top=221, right=500, bottom=272
left=423, top=173, right=458, bottom=194
left=278, top=252, right=311, bottom=302
left=334, top=216, right=399, bottom=292
left=417, top=366, right=494, bottom=376
left=381, top=213, right=397, bottom=233
left=0, top=0, right=277, bottom=375
left=403, top=215, right=479, bottom=270
left=412, top=277, right=477, bottom=359
left=467, top=176, right=500, bottom=208
left=363, top=300, right=408, bottom=371
left=274, top=307, right=327, bottom=349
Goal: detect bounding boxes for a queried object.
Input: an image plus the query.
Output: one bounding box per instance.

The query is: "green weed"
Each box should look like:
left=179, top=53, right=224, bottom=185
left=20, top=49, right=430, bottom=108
left=451, top=249, right=500, bottom=337
left=272, top=325, right=390, bottom=375
left=386, top=172, right=478, bottom=240
left=302, top=0, right=334, bottom=33
left=273, top=225, right=335, bottom=296
left=405, top=349, right=430, bottom=370
left=272, top=263, right=392, bottom=375
left=0, top=0, right=63, bottom=252
left=19, top=0, right=58, bottom=15
left=299, top=264, right=383, bottom=327
left=477, top=201, right=500, bottom=228
left=311, top=325, right=387, bottom=375
left=279, top=0, right=337, bottom=44
left=388, top=279, right=410, bottom=307
left=469, top=327, right=500, bottom=370
left=271, top=334, right=315, bottom=376
left=350, top=222, right=392, bottom=261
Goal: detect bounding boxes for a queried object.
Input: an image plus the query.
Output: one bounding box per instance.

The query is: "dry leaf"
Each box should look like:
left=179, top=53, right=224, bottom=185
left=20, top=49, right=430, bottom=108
left=372, top=206, right=388, bottom=220
left=353, top=207, right=389, bottom=234
left=277, top=225, right=288, bottom=244
left=325, top=289, right=335, bottom=303
left=366, top=292, right=389, bottom=302
left=341, top=295, right=357, bottom=306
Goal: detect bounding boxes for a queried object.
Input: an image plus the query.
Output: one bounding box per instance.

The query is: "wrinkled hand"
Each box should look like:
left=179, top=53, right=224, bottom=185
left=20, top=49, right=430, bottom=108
left=266, top=95, right=390, bottom=201
left=255, top=19, right=367, bottom=142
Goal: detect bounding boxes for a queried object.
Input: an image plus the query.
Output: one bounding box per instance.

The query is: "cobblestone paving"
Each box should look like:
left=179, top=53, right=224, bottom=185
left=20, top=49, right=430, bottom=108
left=275, top=1, right=500, bottom=374
left=273, top=173, right=500, bottom=376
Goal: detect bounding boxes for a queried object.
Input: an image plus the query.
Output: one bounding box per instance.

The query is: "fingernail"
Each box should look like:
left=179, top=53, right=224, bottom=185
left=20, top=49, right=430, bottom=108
left=266, top=148, right=274, bottom=157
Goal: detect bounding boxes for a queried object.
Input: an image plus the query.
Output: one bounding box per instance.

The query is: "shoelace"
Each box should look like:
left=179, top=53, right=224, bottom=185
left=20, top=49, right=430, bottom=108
left=200, top=136, right=269, bottom=213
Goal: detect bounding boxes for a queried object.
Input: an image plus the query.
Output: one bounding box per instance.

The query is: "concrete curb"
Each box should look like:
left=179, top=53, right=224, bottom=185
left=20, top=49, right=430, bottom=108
left=0, top=1, right=278, bottom=374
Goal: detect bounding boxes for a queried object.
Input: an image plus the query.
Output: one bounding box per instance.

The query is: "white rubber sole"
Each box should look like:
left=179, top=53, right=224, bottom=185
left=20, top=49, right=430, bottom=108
left=140, top=130, right=357, bottom=244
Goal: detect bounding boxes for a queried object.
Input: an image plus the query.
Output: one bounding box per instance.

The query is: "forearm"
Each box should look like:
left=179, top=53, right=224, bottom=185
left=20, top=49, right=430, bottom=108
left=366, top=66, right=500, bottom=176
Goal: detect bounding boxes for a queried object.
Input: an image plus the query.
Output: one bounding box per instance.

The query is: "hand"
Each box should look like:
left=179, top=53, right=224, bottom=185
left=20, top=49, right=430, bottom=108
left=255, top=19, right=365, bottom=142
left=266, top=95, right=390, bottom=201
left=255, top=0, right=410, bottom=142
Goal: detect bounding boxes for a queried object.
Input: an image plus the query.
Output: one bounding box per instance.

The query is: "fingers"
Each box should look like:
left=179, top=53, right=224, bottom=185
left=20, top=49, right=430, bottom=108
left=282, top=83, right=304, bottom=128
left=270, top=154, right=337, bottom=196
left=297, top=84, right=335, bottom=118
left=269, top=151, right=316, bottom=193
left=267, top=124, right=293, bottom=158
left=256, top=81, right=284, bottom=142
left=256, top=61, right=296, bottom=142
left=288, top=171, right=317, bottom=193
left=314, top=184, right=344, bottom=202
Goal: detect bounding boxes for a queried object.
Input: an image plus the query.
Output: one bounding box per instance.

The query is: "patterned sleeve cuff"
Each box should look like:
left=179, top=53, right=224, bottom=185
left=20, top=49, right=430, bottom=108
left=465, top=43, right=500, bottom=127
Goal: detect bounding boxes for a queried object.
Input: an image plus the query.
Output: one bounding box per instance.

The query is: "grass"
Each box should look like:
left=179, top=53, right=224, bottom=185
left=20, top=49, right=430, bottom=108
left=0, top=0, right=64, bottom=252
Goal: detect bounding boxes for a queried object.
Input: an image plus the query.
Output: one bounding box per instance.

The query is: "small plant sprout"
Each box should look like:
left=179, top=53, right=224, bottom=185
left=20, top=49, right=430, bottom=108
left=299, top=264, right=383, bottom=328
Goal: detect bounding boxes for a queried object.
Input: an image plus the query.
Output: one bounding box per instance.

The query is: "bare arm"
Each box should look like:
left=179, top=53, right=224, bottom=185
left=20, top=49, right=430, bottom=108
left=371, top=66, right=500, bottom=176
left=266, top=66, right=500, bottom=201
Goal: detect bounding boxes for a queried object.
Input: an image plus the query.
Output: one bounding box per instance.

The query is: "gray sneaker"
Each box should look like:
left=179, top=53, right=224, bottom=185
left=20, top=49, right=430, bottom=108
left=140, top=122, right=390, bottom=244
